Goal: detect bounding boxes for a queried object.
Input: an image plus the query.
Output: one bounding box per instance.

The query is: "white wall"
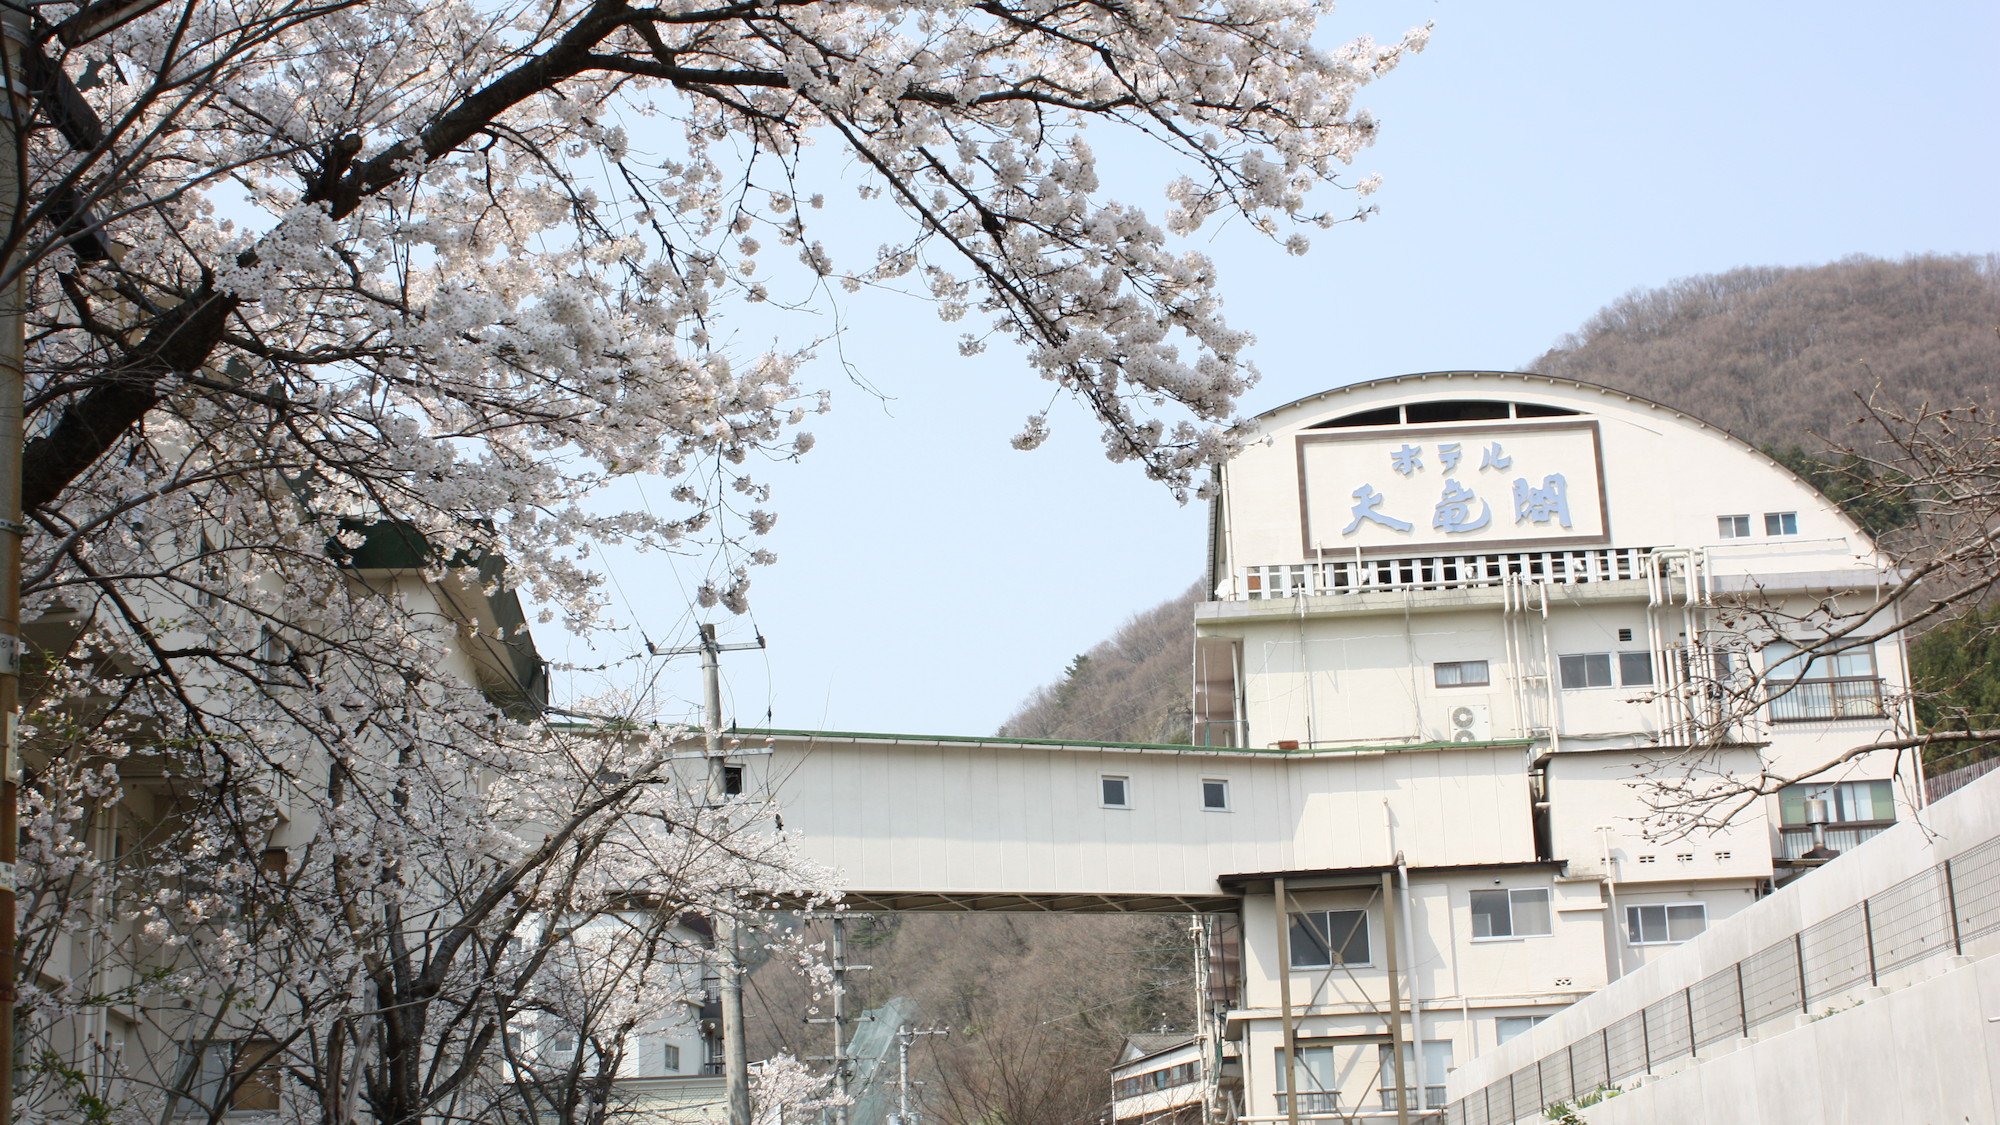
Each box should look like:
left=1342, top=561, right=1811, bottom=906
left=1575, top=952, right=2000, bottom=1125
left=762, top=736, right=1537, bottom=897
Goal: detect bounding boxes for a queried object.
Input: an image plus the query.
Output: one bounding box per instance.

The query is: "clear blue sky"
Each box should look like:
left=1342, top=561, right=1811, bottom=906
left=543, top=0, right=1998, bottom=736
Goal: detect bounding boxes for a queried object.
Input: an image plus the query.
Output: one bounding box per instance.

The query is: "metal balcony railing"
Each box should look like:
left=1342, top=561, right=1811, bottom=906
left=1767, top=677, right=1885, bottom=722
left=1779, top=823, right=1891, bottom=860
left=1240, top=548, right=1658, bottom=601
left=1274, top=1091, right=1342, bottom=1115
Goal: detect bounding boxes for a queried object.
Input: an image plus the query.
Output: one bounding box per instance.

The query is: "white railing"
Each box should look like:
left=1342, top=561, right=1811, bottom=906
left=1240, top=548, right=1662, bottom=600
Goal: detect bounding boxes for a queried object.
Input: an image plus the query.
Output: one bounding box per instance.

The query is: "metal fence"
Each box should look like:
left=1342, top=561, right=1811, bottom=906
left=1446, top=832, right=2000, bottom=1125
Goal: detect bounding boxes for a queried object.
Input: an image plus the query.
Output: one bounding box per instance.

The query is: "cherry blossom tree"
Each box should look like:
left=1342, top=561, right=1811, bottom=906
left=8, top=0, right=1428, bottom=1120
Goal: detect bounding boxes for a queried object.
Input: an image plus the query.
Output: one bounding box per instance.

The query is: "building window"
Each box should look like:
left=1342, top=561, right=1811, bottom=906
left=187, top=1040, right=282, bottom=1112
left=1101, top=775, right=1130, bottom=809
left=1560, top=652, right=1653, bottom=689
left=1288, top=909, right=1371, bottom=968
left=663, top=1042, right=681, bottom=1072
left=1434, top=660, right=1490, bottom=688
left=1469, top=888, right=1552, bottom=939
left=1115, top=1060, right=1201, bottom=1098
left=1558, top=653, right=1613, bottom=689
left=1272, top=1045, right=1338, bottom=1115
left=1377, top=1041, right=1453, bottom=1111
left=1202, top=779, right=1230, bottom=811
left=1625, top=903, right=1708, bottom=945
left=1765, top=511, right=1799, bottom=535
left=1776, top=779, right=1896, bottom=860
left=721, top=764, right=745, bottom=796
left=1718, top=515, right=1751, bottom=538
left=1765, top=641, right=1883, bottom=721
left=1780, top=779, right=1894, bottom=826
left=1494, top=1015, right=1546, bottom=1044
left=1618, top=651, right=1654, bottom=686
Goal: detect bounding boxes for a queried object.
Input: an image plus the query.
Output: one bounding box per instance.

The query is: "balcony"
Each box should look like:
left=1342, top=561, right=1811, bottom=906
left=1274, top=1091, right=1343, bottom=1116
left=1780, top=822, right=1891, bottom=860
left=1768, top=677, right=1885, bottom=723
left=1239, top=547, right=1660, bottom=601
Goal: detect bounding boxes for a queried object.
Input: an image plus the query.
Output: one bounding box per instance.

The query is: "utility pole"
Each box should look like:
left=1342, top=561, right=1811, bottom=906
left=807, top=915, right=873, bottom=1125
left=831, top=916, right=851, bottom=1125
left=658, top=622, right=765, bottom=1125
left=888, top=1026, right=947, bottom=1125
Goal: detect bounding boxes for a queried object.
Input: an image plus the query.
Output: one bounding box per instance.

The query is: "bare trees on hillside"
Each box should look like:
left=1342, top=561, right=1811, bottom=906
left=1529, top=255, right=2000, bottom=448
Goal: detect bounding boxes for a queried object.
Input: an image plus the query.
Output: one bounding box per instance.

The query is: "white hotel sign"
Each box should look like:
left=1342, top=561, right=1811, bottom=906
left=1295, top=421, right=1610, bottom=554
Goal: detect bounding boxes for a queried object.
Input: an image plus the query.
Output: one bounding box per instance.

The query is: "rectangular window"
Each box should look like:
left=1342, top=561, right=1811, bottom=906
left=1765, top=641, right=1883, bottom=721
left=1718, top=515, right=1751, bottom=538
left=1377, top=1040, right=1453, bottom=1111
left=1494, top=1015, right=1547, bottom=1044
left=1625, top=903, right=1708, bottom=945
left=1202, top=779, right=1230, bottom=811
left=1779, top=779, right=1895, bottom=826
left=1273, top=1044, right=1338, bottom=1116
left=1765, top=511, right=1799, bottom=535
left=721, top=764, right=745, bottom=796
left=1434, top=660, right=1490, bottom=688
left=1101, top=775, right=1130, bottom=808
left=187, top=1040, right=281, bottom=1112
left=1469, top=888, right=1552, bottom=939
left=1288, top=909, right=1371, bottom=968
left=1618, top=651, right=1655, bottom=686
left=1558, top=653, right=1613, bottom=689
left=663, top=1042, right=681, bottom=1072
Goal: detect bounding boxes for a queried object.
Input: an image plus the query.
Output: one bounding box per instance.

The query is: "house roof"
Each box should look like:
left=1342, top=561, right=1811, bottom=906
left=1119, top=1032, right=1198, bottom=1065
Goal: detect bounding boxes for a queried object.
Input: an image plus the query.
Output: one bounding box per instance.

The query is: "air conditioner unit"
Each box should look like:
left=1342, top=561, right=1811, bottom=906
left=1447, top=704, right=1491, bottom=743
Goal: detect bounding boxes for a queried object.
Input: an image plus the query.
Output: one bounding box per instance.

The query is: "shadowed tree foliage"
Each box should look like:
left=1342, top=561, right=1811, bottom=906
left=1911, top=606, right=2000, bottom=770
left=1762, top=445, right=1917, bottom=540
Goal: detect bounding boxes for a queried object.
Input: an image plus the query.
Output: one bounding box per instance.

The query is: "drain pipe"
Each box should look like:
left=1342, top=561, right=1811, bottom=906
left=1598, top=824, right=1626, bottom=981
left=1396, top=854, right=1426, bottom=1113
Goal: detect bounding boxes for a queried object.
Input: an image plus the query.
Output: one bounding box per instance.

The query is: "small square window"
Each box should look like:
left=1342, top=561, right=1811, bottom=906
left=1558, top=653, right=1613, bottom=689
left=1434, top=660, right=1490, bottom=688
left=663, top=1043, right=681, bottom=1072
left=1764, top=511, right=1798, bottom=535
left=721, top=764, right=745, bottom=796
left=1718, top=515, right=1751, bottom=538
left=1101, top=775, right=1130, bottom=808
left=1201, top=779, right=1230, bottom=811
left=1618, top=651, right=1654, bottom=686
left=1289, top=909, right=1371, bottom=968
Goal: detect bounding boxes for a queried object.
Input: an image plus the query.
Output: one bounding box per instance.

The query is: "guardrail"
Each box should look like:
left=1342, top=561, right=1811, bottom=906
left=1446, top=831, right=2000, bottom=1124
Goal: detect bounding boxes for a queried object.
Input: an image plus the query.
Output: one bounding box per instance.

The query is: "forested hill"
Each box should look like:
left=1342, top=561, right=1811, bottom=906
left=1527, top=253, right=1998, bottom=449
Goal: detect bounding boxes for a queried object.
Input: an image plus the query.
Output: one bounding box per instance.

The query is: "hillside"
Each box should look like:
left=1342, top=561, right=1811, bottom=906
left=1527, top=253, right=1999, bottom=448
left=996, top=582, right=1205, bottom=745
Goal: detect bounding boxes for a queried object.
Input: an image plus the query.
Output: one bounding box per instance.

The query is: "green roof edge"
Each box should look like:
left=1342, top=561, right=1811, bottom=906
left=724, top=725, right=1535, bottom=757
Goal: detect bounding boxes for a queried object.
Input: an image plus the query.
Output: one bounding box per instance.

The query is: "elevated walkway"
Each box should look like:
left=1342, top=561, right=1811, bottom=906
left=745, top=727, right=1541, bottom=913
